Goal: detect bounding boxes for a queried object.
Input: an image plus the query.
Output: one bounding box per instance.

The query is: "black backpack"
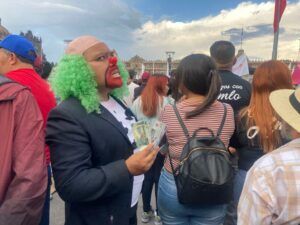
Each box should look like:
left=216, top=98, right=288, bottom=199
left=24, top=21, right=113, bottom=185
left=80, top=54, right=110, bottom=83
left=168, top=103, right=234, bottom=205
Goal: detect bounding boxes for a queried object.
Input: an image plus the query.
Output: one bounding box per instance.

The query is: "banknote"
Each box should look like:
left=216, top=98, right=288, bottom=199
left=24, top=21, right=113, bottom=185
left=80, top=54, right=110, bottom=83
left=132, top=121, right=151, bottom=148
left=132, top=120, right=166, bottom=149
left=150, top=121, right=166, bottom=147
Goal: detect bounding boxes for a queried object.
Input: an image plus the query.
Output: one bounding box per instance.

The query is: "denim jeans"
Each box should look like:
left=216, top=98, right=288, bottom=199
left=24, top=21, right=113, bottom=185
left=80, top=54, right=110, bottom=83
left=142, top=153, right=164, bottom=212
left=233, top=169, right=247, bottom=203
left=158, top=168, right=227, bottom=225
left=223, top=169, right=247, bottom=225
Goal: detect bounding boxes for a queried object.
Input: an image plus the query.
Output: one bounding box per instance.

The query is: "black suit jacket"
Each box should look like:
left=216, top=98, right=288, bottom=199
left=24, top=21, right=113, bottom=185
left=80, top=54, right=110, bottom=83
left=46, top=97, right=135, bottom=225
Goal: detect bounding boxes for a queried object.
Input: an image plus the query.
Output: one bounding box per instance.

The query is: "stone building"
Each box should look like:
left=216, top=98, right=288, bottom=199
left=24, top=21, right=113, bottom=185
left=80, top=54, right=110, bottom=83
left=0, top=18, right=9, bottom=40
left=124, top=53, right=298, bottom=79
left=124, top=55, right=180, bottom=78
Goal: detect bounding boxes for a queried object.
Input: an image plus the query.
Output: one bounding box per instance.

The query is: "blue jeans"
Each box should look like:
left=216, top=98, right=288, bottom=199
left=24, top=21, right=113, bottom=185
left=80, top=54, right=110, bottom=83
left=142, top=153, right=164, bottom=212
left=158, top=169, right=227, bottom=225
left=233, top=169, right=247, bottom=204
left=223, top=169, right=247, bottom=225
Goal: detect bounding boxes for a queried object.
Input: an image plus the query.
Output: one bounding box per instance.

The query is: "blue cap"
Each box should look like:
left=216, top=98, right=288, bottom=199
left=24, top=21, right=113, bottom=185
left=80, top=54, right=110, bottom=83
left=0, top=34, right=37, bottom=63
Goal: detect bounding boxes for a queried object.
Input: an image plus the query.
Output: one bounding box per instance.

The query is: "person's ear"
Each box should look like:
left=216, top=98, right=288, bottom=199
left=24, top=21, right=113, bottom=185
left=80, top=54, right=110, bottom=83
left=7, top=53, right=18, bottom=65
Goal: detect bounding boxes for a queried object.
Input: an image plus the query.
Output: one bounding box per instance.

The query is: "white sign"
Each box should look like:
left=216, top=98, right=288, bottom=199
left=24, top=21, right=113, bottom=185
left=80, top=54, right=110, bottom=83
left=232, top=53, right=249, bottom=76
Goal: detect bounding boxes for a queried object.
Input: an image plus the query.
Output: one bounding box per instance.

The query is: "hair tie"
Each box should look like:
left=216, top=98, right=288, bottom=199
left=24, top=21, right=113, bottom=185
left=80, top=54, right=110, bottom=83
left=247, top=126, right=260, bottom=139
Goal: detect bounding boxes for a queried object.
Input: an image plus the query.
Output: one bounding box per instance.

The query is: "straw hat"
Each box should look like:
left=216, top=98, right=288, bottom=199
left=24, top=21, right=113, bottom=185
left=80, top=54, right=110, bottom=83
left=270, top=88, right=300, bottom=132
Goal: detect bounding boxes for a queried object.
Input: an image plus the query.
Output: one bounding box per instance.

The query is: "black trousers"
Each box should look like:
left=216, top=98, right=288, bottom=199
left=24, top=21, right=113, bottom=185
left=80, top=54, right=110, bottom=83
left=129, top=204, right=138, bottom=225
left=142, top=153, right=164, bottom=212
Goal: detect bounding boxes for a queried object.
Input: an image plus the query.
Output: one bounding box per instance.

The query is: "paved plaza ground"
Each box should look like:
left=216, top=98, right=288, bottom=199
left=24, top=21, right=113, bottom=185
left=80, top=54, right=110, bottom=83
left=50, top=190, right=156, bottom=225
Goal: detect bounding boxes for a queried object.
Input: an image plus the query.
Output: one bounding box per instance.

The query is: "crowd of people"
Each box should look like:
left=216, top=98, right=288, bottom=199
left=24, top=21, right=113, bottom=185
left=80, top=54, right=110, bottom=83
left=0, top=33, right=300, bottom=225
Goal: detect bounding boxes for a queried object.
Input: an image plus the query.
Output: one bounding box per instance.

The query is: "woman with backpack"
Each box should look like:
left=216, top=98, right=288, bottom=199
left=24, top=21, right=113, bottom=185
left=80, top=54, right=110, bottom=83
left=131, top=74, right=173, bottom=225
left=157, top=54, right=235, bottom=225
left=232, top=61, right=293, bottom=214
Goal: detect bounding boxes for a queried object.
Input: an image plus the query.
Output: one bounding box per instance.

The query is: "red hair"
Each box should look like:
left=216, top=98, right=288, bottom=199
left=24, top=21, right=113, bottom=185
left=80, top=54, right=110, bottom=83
left=241, top=60, right=293, bottom=152
left=141, top=74, right=168, bottom=117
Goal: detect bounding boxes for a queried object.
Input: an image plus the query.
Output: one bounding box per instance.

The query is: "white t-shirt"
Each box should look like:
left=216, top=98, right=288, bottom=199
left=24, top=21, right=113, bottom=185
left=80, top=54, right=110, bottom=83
left=123, top=82, right=139, bottom=108
left=101, top=96, right=144, bottom=207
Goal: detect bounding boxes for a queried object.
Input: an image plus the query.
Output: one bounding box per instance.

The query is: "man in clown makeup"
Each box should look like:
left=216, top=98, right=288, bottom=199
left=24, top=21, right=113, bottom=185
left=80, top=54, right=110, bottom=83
left=46, top=36, right=158, bottom=225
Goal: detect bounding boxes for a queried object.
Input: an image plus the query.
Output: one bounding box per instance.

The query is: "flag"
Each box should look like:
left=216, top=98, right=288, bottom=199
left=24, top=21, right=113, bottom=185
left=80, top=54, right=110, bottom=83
left=232, top=52, right=249, bottom=76
left=273, top=0, right=287, bottom=33
left=292, top=63, right=300, bottom=85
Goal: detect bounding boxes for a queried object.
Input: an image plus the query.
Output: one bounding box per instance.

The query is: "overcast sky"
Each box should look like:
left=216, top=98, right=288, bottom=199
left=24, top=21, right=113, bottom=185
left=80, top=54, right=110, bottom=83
left=1, top=0, right=299, bottom=62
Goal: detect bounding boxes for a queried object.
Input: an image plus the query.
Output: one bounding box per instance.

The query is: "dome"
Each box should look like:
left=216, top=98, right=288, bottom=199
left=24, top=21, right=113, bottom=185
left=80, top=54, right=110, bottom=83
left=0, top=19, right=10, bottom=40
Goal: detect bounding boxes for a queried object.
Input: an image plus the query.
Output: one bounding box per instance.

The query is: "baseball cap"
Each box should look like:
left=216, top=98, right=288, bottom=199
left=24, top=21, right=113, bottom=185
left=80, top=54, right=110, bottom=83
left=142, top=72, right=150, bottom=80
left=0, top=34, right=37, bottom=63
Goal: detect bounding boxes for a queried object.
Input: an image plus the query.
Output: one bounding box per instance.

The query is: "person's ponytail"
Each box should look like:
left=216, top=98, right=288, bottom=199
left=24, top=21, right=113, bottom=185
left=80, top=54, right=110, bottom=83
left=186, top=69, right=221, bottom=118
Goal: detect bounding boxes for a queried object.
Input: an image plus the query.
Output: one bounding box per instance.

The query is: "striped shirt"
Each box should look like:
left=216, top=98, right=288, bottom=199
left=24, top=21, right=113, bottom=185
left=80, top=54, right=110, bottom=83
left=238, top=138, right=300, bottom=225
left=160, top=97, right=235, bottom=173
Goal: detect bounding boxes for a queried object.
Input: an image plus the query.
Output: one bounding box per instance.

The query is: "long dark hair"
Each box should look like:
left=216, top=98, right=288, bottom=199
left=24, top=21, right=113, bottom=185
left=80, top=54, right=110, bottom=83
left=175, top=54, right=221, bottom=118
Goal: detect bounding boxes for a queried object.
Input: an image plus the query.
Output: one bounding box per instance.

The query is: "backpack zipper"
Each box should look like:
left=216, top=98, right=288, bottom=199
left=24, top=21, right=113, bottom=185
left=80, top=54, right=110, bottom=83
left=179, top=147, right=229, bottom=166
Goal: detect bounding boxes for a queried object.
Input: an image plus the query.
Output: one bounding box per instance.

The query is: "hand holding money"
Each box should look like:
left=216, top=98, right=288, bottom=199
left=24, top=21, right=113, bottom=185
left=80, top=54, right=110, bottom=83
left=132, top=120, right=166, bottom=148
left=125, top=143, right=159, bottom=175
left=132, top=121, right=151, bottom=148
left=150, top=121, right=166, bottom=147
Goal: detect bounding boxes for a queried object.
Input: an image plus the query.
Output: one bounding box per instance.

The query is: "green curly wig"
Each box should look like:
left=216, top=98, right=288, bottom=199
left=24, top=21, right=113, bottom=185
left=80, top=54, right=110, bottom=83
left=49, top=54, right=129, bottom=113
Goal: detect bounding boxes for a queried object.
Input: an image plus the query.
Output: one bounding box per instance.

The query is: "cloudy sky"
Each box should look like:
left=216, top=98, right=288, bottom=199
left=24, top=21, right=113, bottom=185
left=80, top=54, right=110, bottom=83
left=1, top=0, right=299, bottom=62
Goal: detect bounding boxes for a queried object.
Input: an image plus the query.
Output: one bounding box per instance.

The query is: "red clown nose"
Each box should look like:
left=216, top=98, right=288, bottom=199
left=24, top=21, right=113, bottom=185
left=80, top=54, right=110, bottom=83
left=109, top=56, right=118, bottom=66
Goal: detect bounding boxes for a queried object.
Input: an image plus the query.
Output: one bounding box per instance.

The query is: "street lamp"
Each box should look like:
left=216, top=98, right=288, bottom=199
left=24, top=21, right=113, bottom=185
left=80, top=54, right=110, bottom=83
left=166, top=51, right=175, bottom=76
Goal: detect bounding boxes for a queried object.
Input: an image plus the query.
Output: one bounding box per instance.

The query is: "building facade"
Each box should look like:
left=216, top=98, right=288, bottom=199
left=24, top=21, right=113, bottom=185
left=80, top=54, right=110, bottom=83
left=124, top=55, right=298, bottom=79
left=124, top=55, right=180, bottom=78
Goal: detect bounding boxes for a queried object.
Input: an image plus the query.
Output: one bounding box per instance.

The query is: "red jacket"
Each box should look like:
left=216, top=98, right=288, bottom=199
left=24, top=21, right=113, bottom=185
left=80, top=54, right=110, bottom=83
left=6, top=69, right=56, bottom=165
left=0, top=77, right=47, bottom=225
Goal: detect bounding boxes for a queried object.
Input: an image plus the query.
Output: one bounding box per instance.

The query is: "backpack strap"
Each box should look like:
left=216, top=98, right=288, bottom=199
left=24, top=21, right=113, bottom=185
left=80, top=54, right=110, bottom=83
left=216, top=103, right=227, bottom=137
left=167, top=104, right=188, bottom=177
left=172, top=104, right=190, bottom=139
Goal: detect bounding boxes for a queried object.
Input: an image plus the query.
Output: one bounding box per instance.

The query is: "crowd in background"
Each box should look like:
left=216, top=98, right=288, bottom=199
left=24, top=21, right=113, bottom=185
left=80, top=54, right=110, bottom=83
left=0, top=34, right=300, bottom=225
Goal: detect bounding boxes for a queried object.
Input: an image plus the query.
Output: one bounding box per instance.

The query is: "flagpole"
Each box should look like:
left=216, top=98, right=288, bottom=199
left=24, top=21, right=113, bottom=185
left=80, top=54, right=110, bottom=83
left=272, top=0, right=280, bottom=60
left=272, top=32, right=279, bottom=60
left=241, top=27, right=244, bottom=50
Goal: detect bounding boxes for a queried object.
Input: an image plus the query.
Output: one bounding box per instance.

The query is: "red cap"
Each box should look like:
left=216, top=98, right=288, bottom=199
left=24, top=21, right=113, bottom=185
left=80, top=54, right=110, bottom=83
left=142, top=72, right=150, bottom=80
